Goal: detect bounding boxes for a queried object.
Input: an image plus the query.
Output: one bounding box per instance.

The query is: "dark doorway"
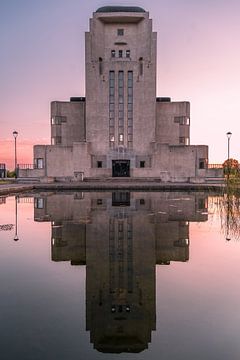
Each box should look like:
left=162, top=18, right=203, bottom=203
left=112, top=160, right=130, bottom=177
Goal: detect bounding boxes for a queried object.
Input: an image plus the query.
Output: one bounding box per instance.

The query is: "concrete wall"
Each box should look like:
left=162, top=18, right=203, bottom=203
left=86, top=10, right=156, bottom=154
left=149, top=144, right=208, bottom=181
left=33, top=145, right=74, bottom=178
left=156, top=101, right=190, bottom=145
left=51, top=101, right=85, bottom=146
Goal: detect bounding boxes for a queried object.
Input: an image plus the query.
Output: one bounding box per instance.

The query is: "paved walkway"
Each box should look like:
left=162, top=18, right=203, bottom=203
left=0, top=181, right=225, bottom=195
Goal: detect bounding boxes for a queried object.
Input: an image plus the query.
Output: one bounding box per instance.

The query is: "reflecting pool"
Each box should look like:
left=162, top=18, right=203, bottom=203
left=0, top=191, right=240, bottom=360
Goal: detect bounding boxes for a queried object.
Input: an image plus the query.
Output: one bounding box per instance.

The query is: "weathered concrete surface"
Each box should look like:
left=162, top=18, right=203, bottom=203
left=0, top=184, right=34, bottom=195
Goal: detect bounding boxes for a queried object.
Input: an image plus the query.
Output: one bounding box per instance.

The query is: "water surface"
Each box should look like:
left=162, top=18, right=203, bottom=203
left=0, top=191, right=240, bottom=360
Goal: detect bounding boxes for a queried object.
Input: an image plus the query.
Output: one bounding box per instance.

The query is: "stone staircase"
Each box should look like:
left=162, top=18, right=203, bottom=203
left=16, top=177, right=40, bottom=184
left=83, top=177, right=162, bottom=182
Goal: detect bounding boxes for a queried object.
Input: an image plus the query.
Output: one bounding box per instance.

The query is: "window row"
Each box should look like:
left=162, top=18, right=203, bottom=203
left=111, top=50, right=131, bottom=58
left=109, top=134, right=133, bottom=143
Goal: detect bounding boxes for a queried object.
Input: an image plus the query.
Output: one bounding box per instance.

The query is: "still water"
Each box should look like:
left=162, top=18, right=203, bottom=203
left=0, top=191, right=240, bottom=360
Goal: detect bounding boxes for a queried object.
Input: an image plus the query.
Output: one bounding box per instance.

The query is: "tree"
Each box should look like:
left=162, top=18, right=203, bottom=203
left=222, top=158, right=239, bottom=176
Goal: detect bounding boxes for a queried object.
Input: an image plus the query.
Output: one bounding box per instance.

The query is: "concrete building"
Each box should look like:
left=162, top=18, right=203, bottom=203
left=20, top=6, right=208, bottom=182
left=33, top=190, right=208, bottom=352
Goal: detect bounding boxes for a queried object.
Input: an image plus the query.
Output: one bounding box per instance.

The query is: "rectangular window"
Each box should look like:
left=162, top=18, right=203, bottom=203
left=55, top=136, right=62, bottom=145
left=174, top=116, right=190, bottom=125
left=109, top=71, right=115, bottom=147
left=179, top=137, right=190, bottom=145
left=119, top=50, right=123, bottom=58
left=199, top=158, right=206, bottom=169
left=128, top=126, right=133, bottom=134
left=118, top=71, right=124, bottom=145
left=34, top=198, right=44, bottom=209
left=127, top=71, right=133, bottom=147
left=51, top=116, right=66, bottom=125
left=35, top=158, right=44, bottom=169
left=117, top=29, right=124, bottom=36
left=111, top=50, right=115, bottom=58
left=140, top=161, right=145, bottom=168
left=126, top=50, right=130, bottom=58
left=97, top=161, right=102, bottom=168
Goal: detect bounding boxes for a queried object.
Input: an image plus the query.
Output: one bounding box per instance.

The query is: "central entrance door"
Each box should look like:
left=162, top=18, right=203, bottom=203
left=112, top=160, right=130, bottom=177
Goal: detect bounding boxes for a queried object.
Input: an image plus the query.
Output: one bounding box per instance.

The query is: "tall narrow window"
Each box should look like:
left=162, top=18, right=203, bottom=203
left=36, top=158, right=44, bottom=169
left=99, top=57, right=103, bottom=75
left=126, top=50, right=130, bottom=58
left=127, top=71, right=133, bottom=148
left=109, top=71, right=115, bottom=147
left=111, top=50, right=115, bottom=58
left=118, top=71, right=124, bottom=145
left=119, top=50, right=123, bottom=58
left=139, top=57, right=143, bottom=76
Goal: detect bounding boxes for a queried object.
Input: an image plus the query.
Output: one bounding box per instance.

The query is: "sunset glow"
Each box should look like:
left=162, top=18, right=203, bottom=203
left=1, top=0, right=240, bottom=169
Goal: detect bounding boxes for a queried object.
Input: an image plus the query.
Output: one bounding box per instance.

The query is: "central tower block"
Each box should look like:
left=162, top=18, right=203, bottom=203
left=85, top=6, right=157, bottom=155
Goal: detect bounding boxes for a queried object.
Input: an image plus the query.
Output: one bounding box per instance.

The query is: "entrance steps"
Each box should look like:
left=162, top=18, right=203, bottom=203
left=16, top=177, right=40, bottom=184
left=83, top=177, right=162, bottom=182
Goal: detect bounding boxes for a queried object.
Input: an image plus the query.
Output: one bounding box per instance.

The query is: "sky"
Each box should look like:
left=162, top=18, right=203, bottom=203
left=1, top=0, right=240, bottom=169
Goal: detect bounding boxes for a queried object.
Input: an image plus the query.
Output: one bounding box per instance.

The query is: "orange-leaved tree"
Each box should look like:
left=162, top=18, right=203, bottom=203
left=222, top=158, right=239, bottom=175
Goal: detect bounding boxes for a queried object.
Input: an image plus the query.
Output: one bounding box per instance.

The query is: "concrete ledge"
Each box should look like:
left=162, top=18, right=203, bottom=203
left=0, top=180, right=226, bottom=195
left=0, top=184, right=34, bottom=196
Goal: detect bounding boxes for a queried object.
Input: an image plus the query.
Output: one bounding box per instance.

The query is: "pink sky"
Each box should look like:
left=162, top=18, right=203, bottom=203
left=1, top=0, right=240, bottom=169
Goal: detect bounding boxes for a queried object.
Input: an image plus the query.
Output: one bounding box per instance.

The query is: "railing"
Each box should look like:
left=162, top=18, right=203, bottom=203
left=17, top=164, right=35, bottom=170
left=18, top=197, right=34, bottom=204
left=208, top=164, right=223, bottom=169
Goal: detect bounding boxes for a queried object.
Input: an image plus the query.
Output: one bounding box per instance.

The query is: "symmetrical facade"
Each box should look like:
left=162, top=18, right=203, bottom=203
left=21, top=6, right=208, bottom=182
left=33, top=191, right=208, bottom=352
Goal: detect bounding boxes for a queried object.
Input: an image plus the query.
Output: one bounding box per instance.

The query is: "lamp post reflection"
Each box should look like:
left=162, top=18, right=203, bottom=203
left=226, top=131, right=232, bottom=182
left=14, top=195, right=19, bottom=241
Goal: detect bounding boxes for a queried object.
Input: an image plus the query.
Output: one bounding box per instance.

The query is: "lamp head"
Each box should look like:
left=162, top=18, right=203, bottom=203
left=226, top=131, right=232, bottom=139
left=13, top=131, right=18, bottom=139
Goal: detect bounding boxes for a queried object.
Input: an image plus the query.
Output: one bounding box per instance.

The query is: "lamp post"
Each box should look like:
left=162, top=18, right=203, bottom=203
left=13, top=131, right=18, bottom=178
left=226, top=131, right=232, bottom=181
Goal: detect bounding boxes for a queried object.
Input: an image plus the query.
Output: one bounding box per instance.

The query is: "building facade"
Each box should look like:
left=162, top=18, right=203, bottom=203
left=33, top=190, right=208, bottom=352
left=20, top=6, right=208, bottom=182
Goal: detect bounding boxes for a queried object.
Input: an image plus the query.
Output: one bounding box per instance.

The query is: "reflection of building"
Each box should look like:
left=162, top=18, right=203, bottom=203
left=0, top=197, right=6, bottom=205
left=20, top=6, right=208, bottom=182
left=34, top=191, right=208, bottom=353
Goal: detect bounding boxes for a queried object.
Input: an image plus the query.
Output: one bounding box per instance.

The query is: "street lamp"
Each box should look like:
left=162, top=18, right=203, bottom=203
left=13, top=130, right=18, bottom=178
left=226, top=131, right=232, bottom=180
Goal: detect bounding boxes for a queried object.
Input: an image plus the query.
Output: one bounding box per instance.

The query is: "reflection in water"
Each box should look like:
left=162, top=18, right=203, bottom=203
left=33, top=191, right=208, bottom=353
left=14, top=195, right=19, bottom=241
left=211, top=192, right=240, bottom=241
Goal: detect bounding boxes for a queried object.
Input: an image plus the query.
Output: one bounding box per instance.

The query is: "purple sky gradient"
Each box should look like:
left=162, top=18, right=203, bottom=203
left=1, top=0, right=240, bottom=168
